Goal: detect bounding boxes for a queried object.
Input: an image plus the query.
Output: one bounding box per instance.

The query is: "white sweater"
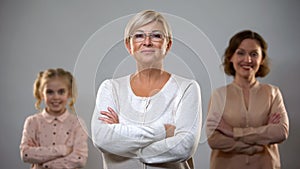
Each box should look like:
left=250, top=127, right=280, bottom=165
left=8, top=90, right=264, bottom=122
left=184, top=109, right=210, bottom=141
left=91, top=74, right=202, bottom=169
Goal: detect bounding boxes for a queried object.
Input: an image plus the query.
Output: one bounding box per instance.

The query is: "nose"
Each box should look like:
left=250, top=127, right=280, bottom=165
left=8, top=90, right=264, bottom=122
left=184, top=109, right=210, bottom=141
left=53, top=92, right=60, bottom=99
left=142, top=36, right=153, bottom=47
left=244, top=54, right=252, bottom=63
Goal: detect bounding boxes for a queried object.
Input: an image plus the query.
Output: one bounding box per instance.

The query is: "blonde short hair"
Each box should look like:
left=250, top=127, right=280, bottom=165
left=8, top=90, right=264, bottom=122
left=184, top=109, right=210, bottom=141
left=124, top=10, right=172, bottom=43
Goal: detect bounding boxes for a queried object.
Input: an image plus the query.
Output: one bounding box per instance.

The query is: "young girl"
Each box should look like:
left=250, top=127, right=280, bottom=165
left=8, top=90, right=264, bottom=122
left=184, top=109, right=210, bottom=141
left=20, top=68, right=88, bottom=169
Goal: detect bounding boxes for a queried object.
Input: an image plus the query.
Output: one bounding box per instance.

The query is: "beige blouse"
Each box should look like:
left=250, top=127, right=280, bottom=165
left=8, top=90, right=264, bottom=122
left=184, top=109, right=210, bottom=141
left=206, top=81, right=289, bottom=169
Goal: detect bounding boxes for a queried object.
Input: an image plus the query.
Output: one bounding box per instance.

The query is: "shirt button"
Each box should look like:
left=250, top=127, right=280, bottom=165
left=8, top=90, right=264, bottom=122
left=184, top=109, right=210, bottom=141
left=54, top=118, right=58, bottom=121
left=45, top=165, right=48, bottom=168
left=52, top=142, right=55, bottom=145
left=53, top=124, right=56, bottom=126
left=66, top=132, right=69, bottom=135
left=25, top=154, right=28, bottom=157
left=53, top=132, right=56, bottom=135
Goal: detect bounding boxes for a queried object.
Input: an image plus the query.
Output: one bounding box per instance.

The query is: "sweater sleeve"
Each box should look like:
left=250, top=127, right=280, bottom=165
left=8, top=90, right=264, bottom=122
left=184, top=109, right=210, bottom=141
left=20, top=116, right=70, bottom=164
left=138, top=81, right=202, bottom=164
left=91, top=80, right=166, bottom=157
left=42, top=118, right=88, bottom=169
left=233, top=87, right=289, bottom=145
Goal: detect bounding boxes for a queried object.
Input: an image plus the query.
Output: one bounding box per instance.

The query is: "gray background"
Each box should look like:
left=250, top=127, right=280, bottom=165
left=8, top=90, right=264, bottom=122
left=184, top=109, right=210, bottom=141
left=1, top=0, right=299, bottom=169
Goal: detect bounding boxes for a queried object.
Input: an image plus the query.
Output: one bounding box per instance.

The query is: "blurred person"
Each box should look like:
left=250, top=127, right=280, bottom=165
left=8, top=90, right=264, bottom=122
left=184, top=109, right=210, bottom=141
left=20, top=68, right=88, bottom=169
left=206, top=30, right=289, bottom=169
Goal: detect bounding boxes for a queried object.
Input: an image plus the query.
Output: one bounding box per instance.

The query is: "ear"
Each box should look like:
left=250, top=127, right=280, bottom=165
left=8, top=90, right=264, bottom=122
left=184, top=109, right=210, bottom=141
left=165, top=39, right=172, bottom=53
left=68, top=90, right=72, bottom=98
left=125, top=39, right=132, bottom=54
left=260, top=57, right=265, bottom=65
left=230, top=56, right=234, bottom=62
left=40, top=91, right=45, bottom=100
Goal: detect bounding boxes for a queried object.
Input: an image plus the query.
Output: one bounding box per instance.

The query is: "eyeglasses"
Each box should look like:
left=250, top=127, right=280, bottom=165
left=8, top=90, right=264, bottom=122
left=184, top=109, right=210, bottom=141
left=130, top=31, right=166, bottom=42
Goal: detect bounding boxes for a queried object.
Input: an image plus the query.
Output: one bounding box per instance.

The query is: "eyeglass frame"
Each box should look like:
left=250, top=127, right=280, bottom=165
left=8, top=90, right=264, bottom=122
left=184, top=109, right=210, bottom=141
left=129, top=30, right=167, bottom=43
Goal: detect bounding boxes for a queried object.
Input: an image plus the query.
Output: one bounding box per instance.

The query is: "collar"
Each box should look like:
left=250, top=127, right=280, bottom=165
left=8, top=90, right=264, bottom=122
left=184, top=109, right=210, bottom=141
left=41, top=109, right=70, bottom=123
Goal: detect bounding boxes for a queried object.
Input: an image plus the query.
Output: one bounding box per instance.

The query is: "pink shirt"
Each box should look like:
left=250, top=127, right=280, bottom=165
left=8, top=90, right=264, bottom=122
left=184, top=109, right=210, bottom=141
left=206, top=82, right=289, bottom=169
left=20, top=109, right=88, bottom=169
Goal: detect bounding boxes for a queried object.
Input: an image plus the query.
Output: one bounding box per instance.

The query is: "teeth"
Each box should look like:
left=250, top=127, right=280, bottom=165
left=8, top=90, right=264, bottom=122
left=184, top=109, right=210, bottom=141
left=242, top=65, right=252, bottom=69
left=52, top=102, right=60, bottom=106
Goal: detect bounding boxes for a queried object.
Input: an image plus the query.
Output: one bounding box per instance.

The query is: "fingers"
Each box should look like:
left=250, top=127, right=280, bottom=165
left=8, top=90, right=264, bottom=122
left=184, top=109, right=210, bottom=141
left=99, top=116, right=116, bottom=124
left=206, top=118, right=219, bottom=130
left=268, top=113, right=280, bottom=124
left=164, top=124, right=176, bottom=138
left=206, top=112, right=222, bottom=130
left=206, top=112, right=233, bottom=137
left=99, top=107, right=119, bottom=124
left=27, top=141, right=37, bottom=147
left=100, top=111, right=115, bottom=119
left=66, top=146, right=73, bottom=155
left=268, top=113, right=281, bottom=124
left=107, top=107, right=119, bottom=122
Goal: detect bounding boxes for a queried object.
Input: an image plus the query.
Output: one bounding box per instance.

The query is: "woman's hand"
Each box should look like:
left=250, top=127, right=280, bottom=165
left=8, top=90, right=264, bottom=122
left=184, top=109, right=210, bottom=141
left=207, top=112, right=233, bottom=138
left=65, top=146, right=73, bottom=156
left=268, top=112, right=281, bottom=124
left=99, top=107, right=119, bottom=124
left=217, top=117, right=233, bottom=138
left=164, top=124, right=176, bottom=138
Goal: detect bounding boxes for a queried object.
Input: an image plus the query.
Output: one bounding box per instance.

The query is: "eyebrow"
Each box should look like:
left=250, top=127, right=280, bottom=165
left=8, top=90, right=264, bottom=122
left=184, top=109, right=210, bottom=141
left=45, top=88, right=67, bottom=91
left=237, top=48, right=259, bottom=52
left=134, top=30, right=163, bottom=33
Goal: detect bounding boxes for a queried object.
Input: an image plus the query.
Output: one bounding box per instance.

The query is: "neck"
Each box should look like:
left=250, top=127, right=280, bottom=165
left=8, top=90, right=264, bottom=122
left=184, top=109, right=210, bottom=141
left=133, top=68, right=165, bottom=81
left=234, top=76, right=257, bottom=89
left=130, top=68, right=170, bottom=97
left=136, top=62, right=163, bottom=73
left=45, top=107, right=66, bottom=117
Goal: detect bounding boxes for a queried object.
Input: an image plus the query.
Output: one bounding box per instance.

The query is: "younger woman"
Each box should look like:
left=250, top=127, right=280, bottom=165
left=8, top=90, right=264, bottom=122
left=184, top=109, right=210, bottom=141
left=206, top=30, right=289, bottom=169
left=20, top=68, right=88, bottom=169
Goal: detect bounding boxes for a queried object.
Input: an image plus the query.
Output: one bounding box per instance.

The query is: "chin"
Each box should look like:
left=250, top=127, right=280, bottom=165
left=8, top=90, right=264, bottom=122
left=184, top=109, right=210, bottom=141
left=51, top=108, right=65, bottom=113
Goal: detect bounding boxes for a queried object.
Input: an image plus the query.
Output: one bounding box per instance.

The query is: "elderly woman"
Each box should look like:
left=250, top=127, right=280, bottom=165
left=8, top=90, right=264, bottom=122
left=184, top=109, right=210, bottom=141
left=91, top=10, right=202, bottom=169
left=206, top=30, right=289, bottom=169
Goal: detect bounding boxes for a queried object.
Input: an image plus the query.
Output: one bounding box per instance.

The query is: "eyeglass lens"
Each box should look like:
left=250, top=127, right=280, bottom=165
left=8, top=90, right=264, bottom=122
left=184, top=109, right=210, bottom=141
left=132, top=31, right=165, bottom=42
